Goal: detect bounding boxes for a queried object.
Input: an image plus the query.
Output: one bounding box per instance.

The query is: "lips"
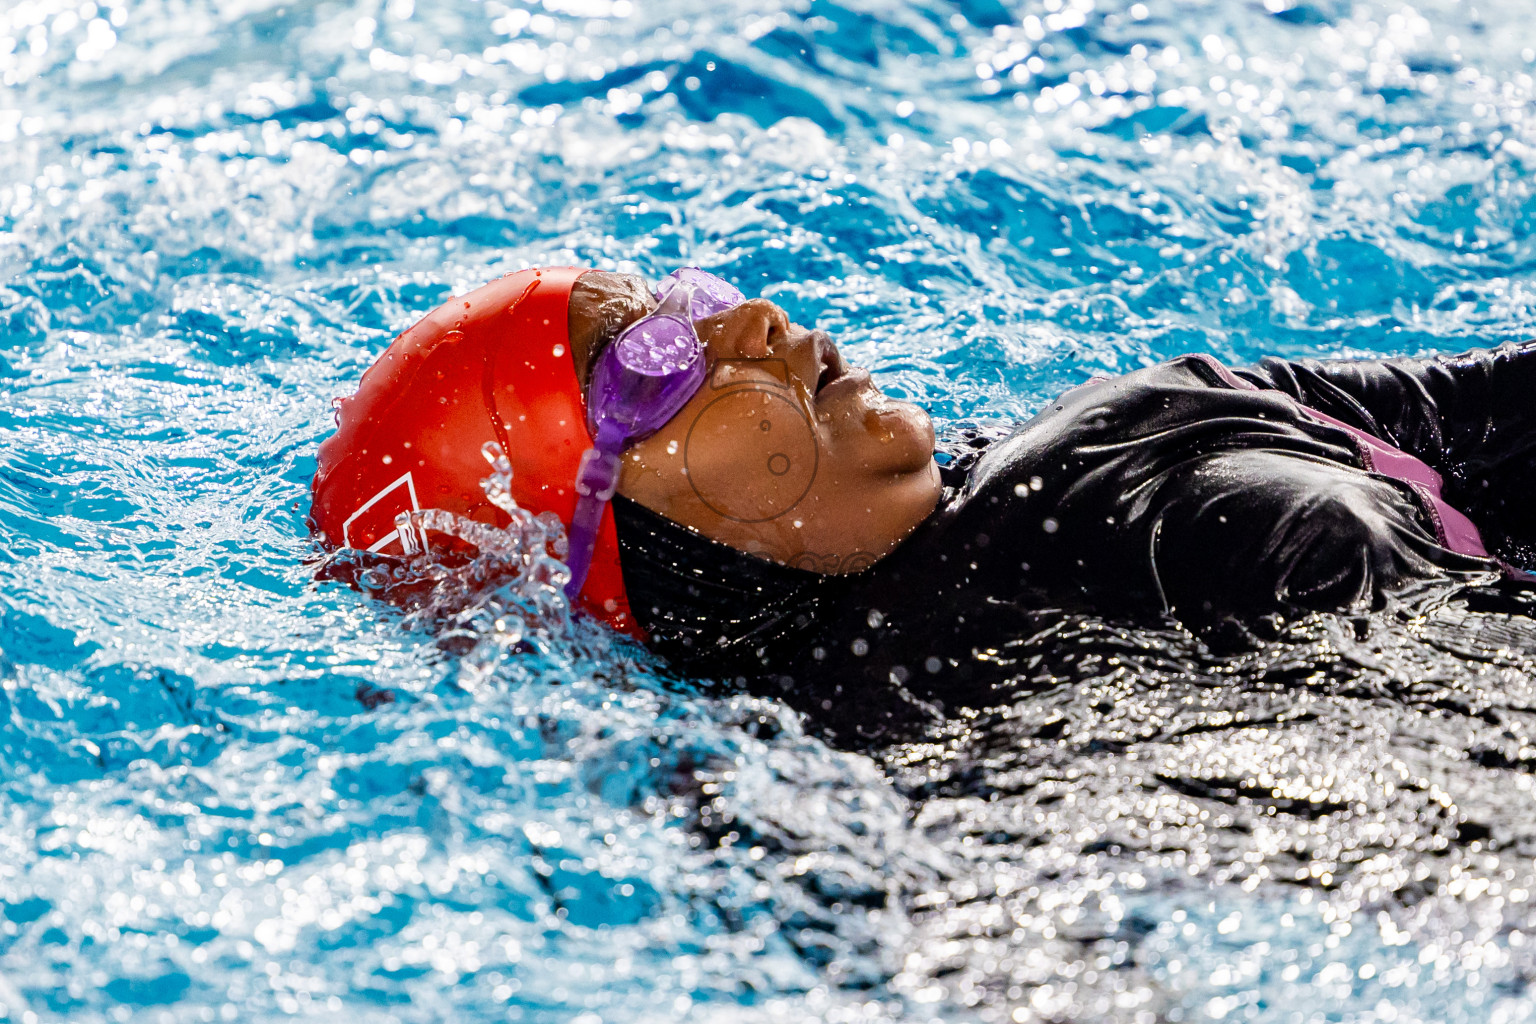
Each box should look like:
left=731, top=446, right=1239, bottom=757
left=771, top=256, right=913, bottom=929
left=815, top=366, right=872, bottom=403
left=815, top=358, right=841, bottom=394
left=812, top=332, right=848, bottom=395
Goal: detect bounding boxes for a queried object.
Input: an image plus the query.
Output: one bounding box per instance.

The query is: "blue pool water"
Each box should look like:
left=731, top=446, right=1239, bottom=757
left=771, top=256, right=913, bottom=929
left=5, top=0, right=1536, bottom=1020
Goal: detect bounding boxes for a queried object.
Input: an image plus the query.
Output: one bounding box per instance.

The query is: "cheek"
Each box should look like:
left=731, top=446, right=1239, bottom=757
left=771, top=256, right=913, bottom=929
left=617, top=425, right=687, bottom=503
left=678, top=387, right=822, bottom=524
left=823, top=396, right=935, bottom=470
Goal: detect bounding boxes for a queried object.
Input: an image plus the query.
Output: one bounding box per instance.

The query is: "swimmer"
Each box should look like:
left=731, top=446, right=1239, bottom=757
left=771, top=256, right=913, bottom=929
left=312, top=266, right=1536, bottom=734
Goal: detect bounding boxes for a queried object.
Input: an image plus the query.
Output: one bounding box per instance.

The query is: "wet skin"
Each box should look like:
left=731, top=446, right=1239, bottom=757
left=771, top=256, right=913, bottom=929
left=567, top=271, right=942, bottom=572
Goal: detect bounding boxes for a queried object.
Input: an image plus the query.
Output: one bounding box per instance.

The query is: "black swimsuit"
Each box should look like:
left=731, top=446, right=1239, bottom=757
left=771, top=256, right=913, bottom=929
left=614, top=342, right=1536, bottom=741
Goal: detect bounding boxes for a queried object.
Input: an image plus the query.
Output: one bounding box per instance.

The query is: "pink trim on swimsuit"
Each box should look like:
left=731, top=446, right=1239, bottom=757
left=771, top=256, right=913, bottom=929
left=1186, top=353, right=1492, bottom=561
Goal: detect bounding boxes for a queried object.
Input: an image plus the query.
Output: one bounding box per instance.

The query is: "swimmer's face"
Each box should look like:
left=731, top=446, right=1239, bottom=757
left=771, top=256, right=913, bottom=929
left=569, top=271, right=941, bottom=572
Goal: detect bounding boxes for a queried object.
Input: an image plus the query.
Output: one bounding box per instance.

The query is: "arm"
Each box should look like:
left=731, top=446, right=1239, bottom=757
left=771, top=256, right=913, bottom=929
left=1235, top=340, right=1536, bottom=477
left=1150, top=449, right=1490, bottom=619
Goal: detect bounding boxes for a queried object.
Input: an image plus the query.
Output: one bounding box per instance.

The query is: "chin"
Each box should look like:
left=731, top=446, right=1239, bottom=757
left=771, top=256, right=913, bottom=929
left=868, top=399, right=938, bottom=475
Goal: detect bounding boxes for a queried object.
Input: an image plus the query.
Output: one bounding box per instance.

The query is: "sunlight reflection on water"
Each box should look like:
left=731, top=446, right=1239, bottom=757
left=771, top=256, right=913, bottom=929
left=4, top=0, right=1536, bottom=1021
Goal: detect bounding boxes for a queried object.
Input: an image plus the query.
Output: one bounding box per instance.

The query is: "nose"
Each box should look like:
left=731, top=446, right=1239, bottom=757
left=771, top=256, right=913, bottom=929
left=700, top=298, right=793, bottom=359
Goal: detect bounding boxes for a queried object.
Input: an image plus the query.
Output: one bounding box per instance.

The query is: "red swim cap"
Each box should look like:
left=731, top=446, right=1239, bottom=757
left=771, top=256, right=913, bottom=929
left=310, top=266, right=638, bottom=635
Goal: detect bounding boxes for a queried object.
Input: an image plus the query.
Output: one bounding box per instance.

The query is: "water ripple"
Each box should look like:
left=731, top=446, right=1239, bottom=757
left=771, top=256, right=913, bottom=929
left=6, top=0, right=1536, bottom=1021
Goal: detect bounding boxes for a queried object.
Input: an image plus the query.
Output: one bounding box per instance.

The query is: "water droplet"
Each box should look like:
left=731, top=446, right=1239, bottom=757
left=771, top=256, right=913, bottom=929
left=1042, top=517, right=1059, bottom=534
left=851, top=638, right=869, bottom=656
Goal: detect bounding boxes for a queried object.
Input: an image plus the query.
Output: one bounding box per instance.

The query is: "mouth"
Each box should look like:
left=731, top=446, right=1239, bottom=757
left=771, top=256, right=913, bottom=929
left=812, top=332, right=848, bottom=395
left=815, top=365, right=872, bottom=403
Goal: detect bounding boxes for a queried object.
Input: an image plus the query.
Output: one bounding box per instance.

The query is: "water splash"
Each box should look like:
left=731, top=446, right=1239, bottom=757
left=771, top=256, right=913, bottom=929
left=8, top=0, right=1536, bottom=1021
left=337, top=442, right=574, bottom=688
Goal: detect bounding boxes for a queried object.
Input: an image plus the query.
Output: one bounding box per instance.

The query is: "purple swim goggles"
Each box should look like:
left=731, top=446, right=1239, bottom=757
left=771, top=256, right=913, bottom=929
left=563, top=268, right=746, bottom=598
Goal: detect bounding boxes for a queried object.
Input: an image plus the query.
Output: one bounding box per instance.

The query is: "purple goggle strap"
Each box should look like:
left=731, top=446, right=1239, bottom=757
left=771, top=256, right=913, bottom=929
left=564, top=269, right=746, bottom=599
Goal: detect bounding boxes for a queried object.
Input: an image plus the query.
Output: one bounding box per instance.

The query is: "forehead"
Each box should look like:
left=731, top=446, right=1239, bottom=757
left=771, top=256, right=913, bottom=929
left=567, top=271, right=657, bottom=384
left=570, top=271, right=653, bottom=338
